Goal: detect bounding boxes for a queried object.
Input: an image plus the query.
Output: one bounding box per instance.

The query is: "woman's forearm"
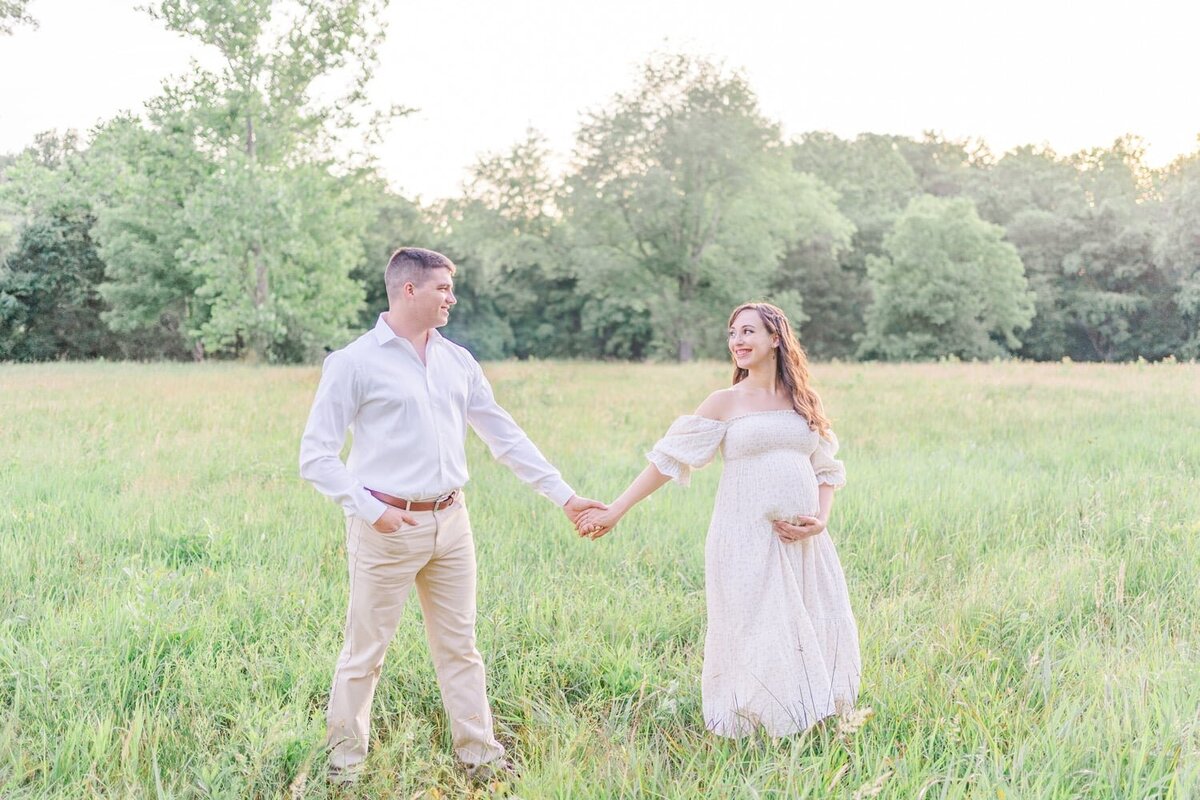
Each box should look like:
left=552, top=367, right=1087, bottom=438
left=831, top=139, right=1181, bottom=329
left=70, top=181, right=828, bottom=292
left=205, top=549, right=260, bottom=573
left=611, top=464, right=673, bottom=517
left=817, top=483, right=835, bottom=523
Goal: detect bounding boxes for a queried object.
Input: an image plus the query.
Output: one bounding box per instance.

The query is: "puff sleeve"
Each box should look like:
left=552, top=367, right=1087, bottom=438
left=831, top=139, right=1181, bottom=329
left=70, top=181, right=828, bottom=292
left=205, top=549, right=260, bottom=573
left=646, top=415, right=728, bottom=487
left=810, top=429, right=846, bottom=489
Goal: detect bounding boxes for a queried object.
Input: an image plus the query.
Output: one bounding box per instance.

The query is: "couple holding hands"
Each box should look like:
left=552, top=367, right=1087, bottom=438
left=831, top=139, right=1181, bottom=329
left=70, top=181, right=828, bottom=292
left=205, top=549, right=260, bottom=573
left=300, top=247, right=861, bottom=785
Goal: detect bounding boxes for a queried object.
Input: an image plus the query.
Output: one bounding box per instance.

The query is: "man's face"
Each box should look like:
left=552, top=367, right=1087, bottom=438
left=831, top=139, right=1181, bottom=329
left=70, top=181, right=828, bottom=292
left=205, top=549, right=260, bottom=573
left=409, top=266, right=457, bottom=328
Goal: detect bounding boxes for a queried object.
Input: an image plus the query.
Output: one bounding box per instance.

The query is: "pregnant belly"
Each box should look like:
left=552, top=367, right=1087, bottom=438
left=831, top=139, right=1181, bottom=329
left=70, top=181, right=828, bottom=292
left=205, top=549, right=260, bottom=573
left=719, top=454, right=820, bottom=524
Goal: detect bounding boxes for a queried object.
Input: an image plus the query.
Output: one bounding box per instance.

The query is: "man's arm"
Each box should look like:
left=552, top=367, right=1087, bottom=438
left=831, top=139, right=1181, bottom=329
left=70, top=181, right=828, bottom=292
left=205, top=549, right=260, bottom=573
left=299, top=350, right=389, bottom=524
left=464, top=363, right=604, bottom=519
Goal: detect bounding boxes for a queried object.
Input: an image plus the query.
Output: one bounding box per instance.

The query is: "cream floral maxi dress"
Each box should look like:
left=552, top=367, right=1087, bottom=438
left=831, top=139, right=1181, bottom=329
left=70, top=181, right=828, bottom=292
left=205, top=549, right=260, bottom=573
left=647, top=410, right=861, bottom=738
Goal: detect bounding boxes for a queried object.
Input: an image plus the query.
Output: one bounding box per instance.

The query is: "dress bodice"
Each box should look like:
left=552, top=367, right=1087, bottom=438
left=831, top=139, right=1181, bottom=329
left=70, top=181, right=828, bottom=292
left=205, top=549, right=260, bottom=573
left=645, top=410, right=845, bottom=491
left=720, top=410, right=820, bottom=462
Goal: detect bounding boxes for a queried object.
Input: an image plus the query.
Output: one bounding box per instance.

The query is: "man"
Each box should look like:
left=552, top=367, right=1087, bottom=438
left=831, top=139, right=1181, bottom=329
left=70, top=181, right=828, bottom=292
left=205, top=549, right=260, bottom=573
left=299, top=247, right=602, bottom=783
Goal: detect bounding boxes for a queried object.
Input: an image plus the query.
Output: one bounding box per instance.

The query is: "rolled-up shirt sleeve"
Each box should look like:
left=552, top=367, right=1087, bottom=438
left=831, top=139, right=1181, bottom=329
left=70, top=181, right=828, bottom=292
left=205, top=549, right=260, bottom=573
left=465, top=363, right=575, bottom=506
left=299, top=350, right=388, bottom=522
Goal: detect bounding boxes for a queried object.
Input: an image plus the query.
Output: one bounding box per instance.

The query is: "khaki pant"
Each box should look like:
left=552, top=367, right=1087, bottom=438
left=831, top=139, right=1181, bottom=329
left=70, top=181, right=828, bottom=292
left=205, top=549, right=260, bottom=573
left=325, top=496, right=504, bottom=770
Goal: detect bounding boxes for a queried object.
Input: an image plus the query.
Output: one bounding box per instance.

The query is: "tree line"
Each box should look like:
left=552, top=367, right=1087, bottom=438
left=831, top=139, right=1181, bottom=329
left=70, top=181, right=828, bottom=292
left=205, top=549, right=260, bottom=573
left=1, top=2, right=1197, bottom=364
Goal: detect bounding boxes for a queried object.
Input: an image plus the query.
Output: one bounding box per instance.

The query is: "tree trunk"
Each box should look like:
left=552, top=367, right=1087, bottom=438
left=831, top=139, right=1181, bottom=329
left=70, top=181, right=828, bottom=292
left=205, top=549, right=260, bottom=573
left=245, top=114, right=255, bottom=160
left=252, top=243, right=268, bottom=307
left=677, top=272, right=697, bottom=362
left=244, top=113, right=269, bottom=361
left=248, top=244, right=269, bottom=361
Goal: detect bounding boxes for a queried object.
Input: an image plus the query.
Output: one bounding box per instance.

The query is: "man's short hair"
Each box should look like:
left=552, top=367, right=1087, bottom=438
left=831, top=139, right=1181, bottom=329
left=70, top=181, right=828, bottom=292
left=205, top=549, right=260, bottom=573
left=385, top=248, right=456, bottom=300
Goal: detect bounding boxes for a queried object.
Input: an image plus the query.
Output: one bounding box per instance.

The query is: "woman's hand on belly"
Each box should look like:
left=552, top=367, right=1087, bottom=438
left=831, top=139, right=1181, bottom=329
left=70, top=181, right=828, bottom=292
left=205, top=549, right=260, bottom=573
left=772, top=515, right=826, bottom=543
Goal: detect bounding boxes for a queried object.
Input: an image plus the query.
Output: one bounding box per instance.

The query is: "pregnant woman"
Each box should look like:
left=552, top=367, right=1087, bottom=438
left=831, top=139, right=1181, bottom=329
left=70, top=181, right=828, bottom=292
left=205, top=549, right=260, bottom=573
left=577, top=302, right=860, bottom=738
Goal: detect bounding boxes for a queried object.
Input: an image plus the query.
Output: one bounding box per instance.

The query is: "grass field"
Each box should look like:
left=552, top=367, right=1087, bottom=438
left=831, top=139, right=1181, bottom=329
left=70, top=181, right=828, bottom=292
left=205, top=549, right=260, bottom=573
left=2, top=359, right=1199, bottom=799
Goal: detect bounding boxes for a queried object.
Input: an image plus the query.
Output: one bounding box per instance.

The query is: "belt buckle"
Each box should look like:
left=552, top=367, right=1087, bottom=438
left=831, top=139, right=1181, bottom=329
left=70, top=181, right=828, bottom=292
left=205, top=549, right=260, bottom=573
left=436, top=490, right=456, bottom=509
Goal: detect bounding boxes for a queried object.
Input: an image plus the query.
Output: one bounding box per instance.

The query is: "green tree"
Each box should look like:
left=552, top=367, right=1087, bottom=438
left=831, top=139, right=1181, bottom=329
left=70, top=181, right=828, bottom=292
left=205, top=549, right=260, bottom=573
left=438, top=131, right=585, bottom=359
left=792, top=133, right=923, bottom=236
left=0, top=154, right=18, bottom=264
left=968, top=145, right=1086, bottom=228
left=0, top=131, right=186, bottom=360
left=965, top=139, right=1182, bottom=362
left=1060, top=139, right=1182, bottom=361
left=965, top=146, right=1088, bottom=359
left=1158, top=148, right=1200, bottom=357
left=566, top=54, right=853, bottom=361
left=1, top=156, right=26, bottom=274
left=181, top=163, right=370, bottom=361
left=95, top=0, right=393, bottom=361
left=860, top=195, right=1034, bottom=360
left=0, top=133, right=107, bottom=362
left=0, top=209, right=117, bottom=361
left=787, top=132, right=921, bottom=357
left=89, top=116, right=213, bottom=359
left=893, top=132, right=984, bottom=198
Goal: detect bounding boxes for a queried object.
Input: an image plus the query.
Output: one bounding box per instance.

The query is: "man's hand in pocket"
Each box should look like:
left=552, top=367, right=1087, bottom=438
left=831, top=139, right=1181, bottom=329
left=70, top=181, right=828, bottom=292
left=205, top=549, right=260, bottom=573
left=372, top=507, right=417, bottom=534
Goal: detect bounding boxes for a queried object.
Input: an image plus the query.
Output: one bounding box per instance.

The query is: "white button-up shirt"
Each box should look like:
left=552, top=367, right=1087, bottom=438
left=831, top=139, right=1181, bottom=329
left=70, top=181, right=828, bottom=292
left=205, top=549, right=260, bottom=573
left=300, top=315, right=575, bottom=522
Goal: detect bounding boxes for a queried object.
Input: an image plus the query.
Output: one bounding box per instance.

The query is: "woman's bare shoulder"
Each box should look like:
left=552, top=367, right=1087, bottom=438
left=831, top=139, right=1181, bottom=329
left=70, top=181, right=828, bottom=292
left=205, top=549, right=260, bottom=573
left=693, top=387, right=737, bottom=421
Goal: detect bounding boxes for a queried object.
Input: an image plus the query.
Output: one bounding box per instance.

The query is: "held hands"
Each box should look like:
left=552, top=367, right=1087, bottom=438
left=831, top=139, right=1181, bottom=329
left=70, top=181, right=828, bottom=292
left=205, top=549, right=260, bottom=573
left=563, top=494, right=608, bottom=535
left=772, top=515, right=826, bottom=543
left=372, top=506, right=418, bottom=534
left=575, top=504, right=623, bottom=540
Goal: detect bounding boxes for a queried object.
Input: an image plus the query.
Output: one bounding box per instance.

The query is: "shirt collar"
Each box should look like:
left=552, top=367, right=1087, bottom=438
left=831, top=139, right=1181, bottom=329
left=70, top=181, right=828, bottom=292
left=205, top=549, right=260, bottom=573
left=372, top=314, right=444, bottom=348
left=372, top=314, right=395, bottom=345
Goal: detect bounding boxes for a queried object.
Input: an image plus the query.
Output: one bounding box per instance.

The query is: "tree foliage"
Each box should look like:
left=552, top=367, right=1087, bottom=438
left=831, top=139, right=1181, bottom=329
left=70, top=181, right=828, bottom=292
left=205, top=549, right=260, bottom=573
left=0, top=209, right=114, bottom=360
left=1059, top=140, right=1184, bottom=361
left=0, top=0, right=35, bottom=35
left=1159, top=151, right=1200, bottom=357
left=859, top=196, right=1034, bottom=360
left=87, top=116, right=212, bottom=357
left=567, top=54, right=853, bottom=360
left=438, top=132, right=584, bottom=359
left=0, top=132, right=187, bottom=360
left=787, top=133, right=921, bottom=358
left=3, top=44, right=1199, bottom=364
left=92, top=0, right=391, bottom=361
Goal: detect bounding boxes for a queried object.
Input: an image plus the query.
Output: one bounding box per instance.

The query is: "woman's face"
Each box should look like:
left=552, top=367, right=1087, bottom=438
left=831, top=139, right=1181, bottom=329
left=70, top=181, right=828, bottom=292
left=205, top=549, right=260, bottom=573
left=728, top=308, right=778, bottom=370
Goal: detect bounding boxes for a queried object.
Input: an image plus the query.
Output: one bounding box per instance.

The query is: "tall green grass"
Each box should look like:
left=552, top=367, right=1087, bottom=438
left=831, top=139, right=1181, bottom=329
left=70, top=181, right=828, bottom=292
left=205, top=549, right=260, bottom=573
left=2, top=360, right=1198, bottom=798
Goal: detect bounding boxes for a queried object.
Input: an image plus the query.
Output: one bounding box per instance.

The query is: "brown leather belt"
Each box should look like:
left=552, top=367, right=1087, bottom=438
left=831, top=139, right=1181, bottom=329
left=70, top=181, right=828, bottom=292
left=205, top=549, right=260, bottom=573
left=368, top=488, right=459, bottom=512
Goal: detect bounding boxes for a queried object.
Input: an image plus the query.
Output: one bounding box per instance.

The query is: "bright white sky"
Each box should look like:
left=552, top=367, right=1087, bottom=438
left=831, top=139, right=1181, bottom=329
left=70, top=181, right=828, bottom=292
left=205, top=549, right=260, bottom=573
left=2, top=0, right=1198, bottom=200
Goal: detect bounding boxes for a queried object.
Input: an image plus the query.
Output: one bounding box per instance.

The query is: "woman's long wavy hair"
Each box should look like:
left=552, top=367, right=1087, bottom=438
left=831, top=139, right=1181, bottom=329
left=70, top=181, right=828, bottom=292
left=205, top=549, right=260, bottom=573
left=728, top=302, right=831, bottom=436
